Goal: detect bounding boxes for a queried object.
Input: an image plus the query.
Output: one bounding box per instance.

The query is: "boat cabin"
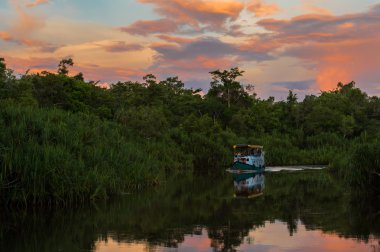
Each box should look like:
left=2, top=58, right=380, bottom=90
left=232, top=144, right=265, bottom=170
left=233, top=144, right=263, bottom=157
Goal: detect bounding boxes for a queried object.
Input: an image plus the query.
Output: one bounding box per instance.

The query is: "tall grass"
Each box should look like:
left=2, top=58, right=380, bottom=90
left=0, top=102, right=368, bottom=205
left=330, top=133, right=380, bottom=198
left=0, top=103, right=192, bottom=205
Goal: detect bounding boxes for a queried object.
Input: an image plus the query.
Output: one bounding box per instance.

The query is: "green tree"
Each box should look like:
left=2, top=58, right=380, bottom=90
left=0, top=58, right=6, bottom=81
left=142, top=73, right=157, bottom=87
left=207, top=67, right=251, bottom=108
left=58, top=58, right=74, bottom=75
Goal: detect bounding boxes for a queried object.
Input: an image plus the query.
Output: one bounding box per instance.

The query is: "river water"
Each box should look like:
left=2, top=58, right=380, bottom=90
left=1, top=169, right=379, bottom=251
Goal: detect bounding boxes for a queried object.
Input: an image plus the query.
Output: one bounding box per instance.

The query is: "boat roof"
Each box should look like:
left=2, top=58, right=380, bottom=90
left=233, top=144, right=263, bottom=149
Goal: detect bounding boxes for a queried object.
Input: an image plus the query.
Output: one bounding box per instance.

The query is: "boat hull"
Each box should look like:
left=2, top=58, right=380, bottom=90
left=232, top=161, right=265, bottom=172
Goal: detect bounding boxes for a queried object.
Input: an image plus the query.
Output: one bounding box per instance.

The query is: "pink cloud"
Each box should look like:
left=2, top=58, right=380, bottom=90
left=73, top=66, right=147, bottom=84
left=25, top=0, right=49, bottom=8
left=156, top=34, right=197, bottom=44
left=2, top=55, right=147, bottom=83
left=1, top=0, right=59, bottom=52
left=120, top=19, right=179, bottom=35
left=3, top=56, right=58, bottom=74
left=10, top=1, right=45, bottom=36
left=0, top=31, right=59, bottom=52
left=255, top=4, right=380, bottom=91
left=100, top=41, right=144, bottom=52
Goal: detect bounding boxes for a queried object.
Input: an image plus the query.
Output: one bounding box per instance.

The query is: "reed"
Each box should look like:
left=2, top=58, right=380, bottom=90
left=0, top=103, right=192, bottom=205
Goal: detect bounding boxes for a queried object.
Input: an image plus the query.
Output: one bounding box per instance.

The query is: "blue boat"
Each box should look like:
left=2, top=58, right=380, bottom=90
left=232, top=144, right=265, bottom=172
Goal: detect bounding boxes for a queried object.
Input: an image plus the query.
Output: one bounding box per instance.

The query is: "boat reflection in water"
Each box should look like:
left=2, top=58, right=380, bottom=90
left=232, top=171, right=265, bottom=198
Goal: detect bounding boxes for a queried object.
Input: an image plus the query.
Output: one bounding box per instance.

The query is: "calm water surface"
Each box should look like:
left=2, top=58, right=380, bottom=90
left=1, top=170, right=379, bottom=251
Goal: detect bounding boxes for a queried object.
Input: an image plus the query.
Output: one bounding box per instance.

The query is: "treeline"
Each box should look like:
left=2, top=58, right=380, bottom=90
left=0, top=58, right=379, bottom=204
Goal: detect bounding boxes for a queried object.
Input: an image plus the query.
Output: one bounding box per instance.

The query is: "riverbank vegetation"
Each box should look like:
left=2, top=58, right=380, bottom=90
left=0, top=57, right=379, bottom=204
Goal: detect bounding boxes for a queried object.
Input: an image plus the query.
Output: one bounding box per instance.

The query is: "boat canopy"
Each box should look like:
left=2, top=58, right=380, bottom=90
left=233, top=144, right=263, bottom=149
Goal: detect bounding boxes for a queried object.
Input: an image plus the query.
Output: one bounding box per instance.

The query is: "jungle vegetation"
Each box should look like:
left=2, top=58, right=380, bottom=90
left=0, top=57, right=379, bottom=204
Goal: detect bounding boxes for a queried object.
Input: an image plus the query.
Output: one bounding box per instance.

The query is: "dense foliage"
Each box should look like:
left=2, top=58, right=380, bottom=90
left=0, top=57, right=379, bottom=203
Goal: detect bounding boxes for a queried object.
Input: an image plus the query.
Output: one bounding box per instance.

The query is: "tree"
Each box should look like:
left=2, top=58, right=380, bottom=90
left=0, top=58, right=5, bottom=74
left=207, top=67, right=251, bottom=108
left=286, top=90, right=297, bottom=104
left=142, top=74, right=157, bottom=87
left=73, top=72, right=84, bottom=81
left=0, top=58, right=6, bottom=84
left=159, top=76, right=184, bottom=94
left=58, top=58, right=74, bottom=75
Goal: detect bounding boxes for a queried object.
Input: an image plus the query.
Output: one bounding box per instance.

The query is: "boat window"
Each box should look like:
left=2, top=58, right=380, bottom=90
left=235, top=147, right=262, bottom=156
left=251, top=148, right=261, bottom=156
left=234, top=148, right=250, bottom=156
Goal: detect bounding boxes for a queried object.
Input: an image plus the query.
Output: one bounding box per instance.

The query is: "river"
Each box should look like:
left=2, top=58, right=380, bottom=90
left=1, top=168, right=379, bottom=251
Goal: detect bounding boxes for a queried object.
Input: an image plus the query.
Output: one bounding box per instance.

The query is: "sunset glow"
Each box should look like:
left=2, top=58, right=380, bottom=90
left=1, top=0, right=380, bottom=98
left=93, top=222, right=378, bottom=252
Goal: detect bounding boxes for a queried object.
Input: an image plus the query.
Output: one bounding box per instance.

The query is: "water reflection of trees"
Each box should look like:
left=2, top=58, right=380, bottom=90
left=0, top=171, right=379, bottom=251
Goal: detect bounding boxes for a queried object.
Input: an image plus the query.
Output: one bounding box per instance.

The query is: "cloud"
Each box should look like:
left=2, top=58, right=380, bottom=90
left=10, top=1, right=45, bottom=37
left=121, top=0, right=279, bottom=36
left=156, top=34, right=197, bottom=44
left=0, top=31, right=60, bottom=52
left=100, top=41, right=144, bottom=52
left=301, top=2, right=332, bottom=15
left=136, top=0, right=245, bottom=32
left=255, top=3, right=380, bottom=91
left=74, top=65, right=146, bottom=83
left=3, top=55, right=147, bottom=83
left=0, top=0, right=59, bottom=52
left=151, top=37, right=272, bottom=63
left=145, top=36, right=273, bottom=86
left=120, top=19, right=179, bottom=35
left=25, top=0, right=49, bottom=8
left=3, top=55, right=58, bottom=74
left=271, top=79, right=316, bottom=90
left=247, top=0, right=279, bottom=17
left=0, top=31, right=12, bottom=41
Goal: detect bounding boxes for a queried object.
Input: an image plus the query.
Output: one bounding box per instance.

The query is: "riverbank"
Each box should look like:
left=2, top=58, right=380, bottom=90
left=1, top=59, right=379, bottom=205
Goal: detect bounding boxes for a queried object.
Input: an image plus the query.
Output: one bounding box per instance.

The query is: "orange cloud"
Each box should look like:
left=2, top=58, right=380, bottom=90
left=156, top=35, right=197, bottom=44
left=247, top=0, right=279, bottom=17
left=0, top=31, right=12, bottom=41
left=9, top=0, right=45, bottom=36
left=256, top=5, right=380, bottom=91
left=137, top=0, right=244, bottom=31
left=337, top=22, right=354, bottom=29
left=3, top=56, right=58, bottom=74
left=0, top=0, right=59, bottom=52
left=3, top=55, right=147, bottom=83
left=302, top=2, right=332, bottom=15
left=100, top=41, right=144, bottom=52
left=25, top=0, right=49, bottom=8
left=120, top=19, right=178, bottom=35
left=0, top=31, right=58, bottom=52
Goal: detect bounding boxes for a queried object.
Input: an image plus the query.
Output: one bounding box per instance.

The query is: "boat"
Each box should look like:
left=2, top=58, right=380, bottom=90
left=233, top=172, right=265, bottom=198
left=232, top=144, right=265, bottom=172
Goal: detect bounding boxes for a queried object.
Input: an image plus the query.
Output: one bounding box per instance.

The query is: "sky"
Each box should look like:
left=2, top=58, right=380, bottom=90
left=1, top=0, right=380, bottom=99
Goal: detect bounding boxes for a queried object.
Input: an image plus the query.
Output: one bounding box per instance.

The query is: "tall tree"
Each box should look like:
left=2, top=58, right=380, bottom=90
left=207, top=67, right=251, bottom=108
left=58, top=58, right=74, bottom=75
left=0, top=58, right=6, bottom=82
